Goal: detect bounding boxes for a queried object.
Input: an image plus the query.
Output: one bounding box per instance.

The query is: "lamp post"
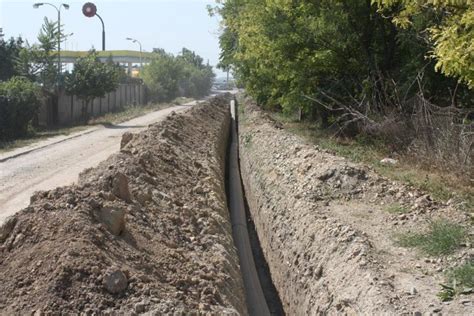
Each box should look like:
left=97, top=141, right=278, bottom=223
left=82, top=2, right=105, bottom=51
left=126, top=37, right=142, bottom=70
left=33, top=2, right=69, bottom=84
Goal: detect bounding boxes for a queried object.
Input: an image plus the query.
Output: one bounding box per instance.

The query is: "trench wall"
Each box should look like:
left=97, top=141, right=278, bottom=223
left=238, top=98, right=398, bottom=315
left=0, top=95, right=246, bottom=314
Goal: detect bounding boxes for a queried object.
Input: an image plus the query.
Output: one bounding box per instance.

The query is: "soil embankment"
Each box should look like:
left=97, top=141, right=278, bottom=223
left=0, top=95, right=246, bottom=314
left=238, top=97, right=472, bottom=314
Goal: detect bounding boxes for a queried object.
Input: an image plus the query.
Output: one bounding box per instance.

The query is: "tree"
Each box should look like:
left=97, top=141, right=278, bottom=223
left=0, top=77, right=41, bottom=139
left=0, top=37, right=23, bottom=81
left=374, top=0, right=474, bottom=88
left=15, top=18, right=62, bottom=93
left=142, top=51, right=183, bottom=101
left=142, top=48, right=214, bottom=102
left=177, top=48, right=215, bottom=98
left=214, top=0, right=472, bottom=129
left=65, top=51, right=121, bottom=123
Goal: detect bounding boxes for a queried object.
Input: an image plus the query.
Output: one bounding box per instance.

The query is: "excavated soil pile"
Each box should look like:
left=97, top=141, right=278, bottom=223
left=0, top=95, right=246, bottom=315
left=238, top=98, right=472, bottom=315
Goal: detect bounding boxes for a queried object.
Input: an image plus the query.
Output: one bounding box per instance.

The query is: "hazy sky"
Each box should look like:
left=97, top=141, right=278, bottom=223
left=0, top=0, right=225, bottom=75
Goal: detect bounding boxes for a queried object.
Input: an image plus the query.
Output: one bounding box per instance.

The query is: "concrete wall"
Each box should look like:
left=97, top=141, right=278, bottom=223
left=39, top=83, right=146, bottom=126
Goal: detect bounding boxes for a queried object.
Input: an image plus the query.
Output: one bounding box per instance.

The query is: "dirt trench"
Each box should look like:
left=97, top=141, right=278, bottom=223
left=238, top=98, right=473, bottom=315
left=0, top=95, right=247, bottom=314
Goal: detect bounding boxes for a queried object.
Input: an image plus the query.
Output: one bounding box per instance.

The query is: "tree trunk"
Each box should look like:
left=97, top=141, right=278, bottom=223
left=81, top=100, right=90, bottom=124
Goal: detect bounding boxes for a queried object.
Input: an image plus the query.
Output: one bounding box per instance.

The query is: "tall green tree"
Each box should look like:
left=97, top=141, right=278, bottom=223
left=15, top=18, right=62, bottom=93
left=0, top=37, right=23, bottom=81
left=65, top=51, right=121, bottom=122
left=214, top=0, right=472, bottom=127
left=142, top=48, right=215, bottom=101
left=0, top=77, right=41, bottom=139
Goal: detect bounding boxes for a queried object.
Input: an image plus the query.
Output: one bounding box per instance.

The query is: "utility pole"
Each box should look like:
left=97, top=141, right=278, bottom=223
left=126, top=37, right=143, bottom=70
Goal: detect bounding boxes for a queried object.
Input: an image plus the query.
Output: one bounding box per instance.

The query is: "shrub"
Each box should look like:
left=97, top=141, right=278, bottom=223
left=0, top=77, right=41, bottom=140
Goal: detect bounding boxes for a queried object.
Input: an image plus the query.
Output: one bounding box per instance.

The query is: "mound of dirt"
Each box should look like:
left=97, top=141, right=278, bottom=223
left=0, top=95, right=246, bottom=315
left=238, top=97, right=473, bottom=315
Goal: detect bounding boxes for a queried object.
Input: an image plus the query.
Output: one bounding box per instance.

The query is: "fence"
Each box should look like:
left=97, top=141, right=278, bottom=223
left=38, top=83, right=147, bottom=126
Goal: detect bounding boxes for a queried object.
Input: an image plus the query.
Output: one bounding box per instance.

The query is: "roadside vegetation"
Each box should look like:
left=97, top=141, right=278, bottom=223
left=0, top=97, right=192, bottom=153
left=221, top=1, right=473, bottom=303
left=0, top=18, right=214, bottom=144
left=438, top=262, right=474, bottom=301
left=274, top=114, right=473, bottom=212
left=142, top=48, right=214, bottom=102
left=212, top=0, right=473, bottom=203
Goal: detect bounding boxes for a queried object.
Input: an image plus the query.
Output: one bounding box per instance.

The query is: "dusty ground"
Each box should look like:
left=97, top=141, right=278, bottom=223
left=0, top=104, right=192, bottom=225
left=238, top=97, right=473, bottom=315
left=0, top=95, right=246, bottom=314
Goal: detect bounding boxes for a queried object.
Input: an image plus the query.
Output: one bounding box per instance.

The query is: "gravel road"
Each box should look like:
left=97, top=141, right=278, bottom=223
left=0, top=104, right=192, bottom=224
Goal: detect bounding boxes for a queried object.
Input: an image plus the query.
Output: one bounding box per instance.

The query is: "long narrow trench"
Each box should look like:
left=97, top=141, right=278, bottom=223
left=226, top=98, right=285, bottom=316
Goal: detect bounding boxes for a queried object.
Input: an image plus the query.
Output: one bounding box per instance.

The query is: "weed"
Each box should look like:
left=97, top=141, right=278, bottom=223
left=438, top=262, right=474, bottom=301
left=385, top=203, right=410, bottom=214
left=396, top=220, right=465, bottom=256
left=243, top=134, right=253, bottom=148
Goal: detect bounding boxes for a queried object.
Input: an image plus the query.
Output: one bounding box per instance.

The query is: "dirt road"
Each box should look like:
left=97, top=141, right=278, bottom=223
left=0, top=104, right=192, bottom=224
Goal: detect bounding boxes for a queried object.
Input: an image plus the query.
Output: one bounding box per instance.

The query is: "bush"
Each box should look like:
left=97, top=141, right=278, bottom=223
left=0, top=77, right=41, bottom=140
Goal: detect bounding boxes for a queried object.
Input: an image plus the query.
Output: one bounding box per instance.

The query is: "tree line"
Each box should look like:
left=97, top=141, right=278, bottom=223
left=212, top=0, right=473, bottom=121
left=212, top=0, right=473, bottom=172
left=1, top=18, right=215, bottom=141
left=142, top=47, right=215, bottom=102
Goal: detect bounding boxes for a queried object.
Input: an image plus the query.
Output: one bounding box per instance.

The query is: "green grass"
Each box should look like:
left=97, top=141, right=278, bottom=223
left=438, top=262, right=474, bottom=301
left=385, top=203, right=410, bottom=214
left=396, top=220, right=466, bottom=256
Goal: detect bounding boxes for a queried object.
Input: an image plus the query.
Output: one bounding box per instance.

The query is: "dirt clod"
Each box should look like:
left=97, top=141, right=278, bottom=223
left=99, top=205, right=125, bottom=236
left=0, top=217, right=16, bottom=242
left=104, top=270, right=128, bottom=294
left=0, top=95, right=246, bottom=315
left=112, top=172, right=132, bottom=202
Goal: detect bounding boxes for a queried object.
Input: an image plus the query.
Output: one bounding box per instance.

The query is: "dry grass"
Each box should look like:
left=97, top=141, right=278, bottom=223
left=271, top=113, right=474, bottom=213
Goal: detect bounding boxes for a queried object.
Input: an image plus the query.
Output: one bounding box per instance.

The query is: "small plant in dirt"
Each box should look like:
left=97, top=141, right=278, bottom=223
left=438, top=262, right=474, bottom=301
left=243, top=134, right=253, bottom=147
left=396, top=220, right=466, bottom=256
left=385, top=203, right=409, bottom=214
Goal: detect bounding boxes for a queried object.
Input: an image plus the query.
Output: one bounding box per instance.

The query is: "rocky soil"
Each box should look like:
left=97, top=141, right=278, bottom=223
left=238, top=97, right=473, bottom=315
left=0, top=95, right=246, bottom=315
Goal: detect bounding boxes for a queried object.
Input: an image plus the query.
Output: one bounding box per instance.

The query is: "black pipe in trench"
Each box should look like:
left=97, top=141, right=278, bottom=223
left=227, top=98, right=271, bottom=316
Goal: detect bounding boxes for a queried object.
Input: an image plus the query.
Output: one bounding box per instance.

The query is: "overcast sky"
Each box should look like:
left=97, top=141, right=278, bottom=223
left=0, top=0, right=225, bottom=76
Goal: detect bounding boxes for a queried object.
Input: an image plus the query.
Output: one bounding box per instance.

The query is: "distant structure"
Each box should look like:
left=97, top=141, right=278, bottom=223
left=60, top=50, right=151, bottom=75
left=0, top=28, right=4, bottom=41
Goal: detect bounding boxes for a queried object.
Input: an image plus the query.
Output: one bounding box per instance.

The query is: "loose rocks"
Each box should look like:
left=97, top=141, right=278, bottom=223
left=238, top=96, right=472, bottom=315
left=0, top=95, right=246, bottom=315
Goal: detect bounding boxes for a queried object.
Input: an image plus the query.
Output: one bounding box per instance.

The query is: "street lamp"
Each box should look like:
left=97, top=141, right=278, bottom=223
left=82, top=2, right=105, bottom=51
left=33, top=2, right=69, bottom=84
left=126, top=37, right=143, bottom=70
